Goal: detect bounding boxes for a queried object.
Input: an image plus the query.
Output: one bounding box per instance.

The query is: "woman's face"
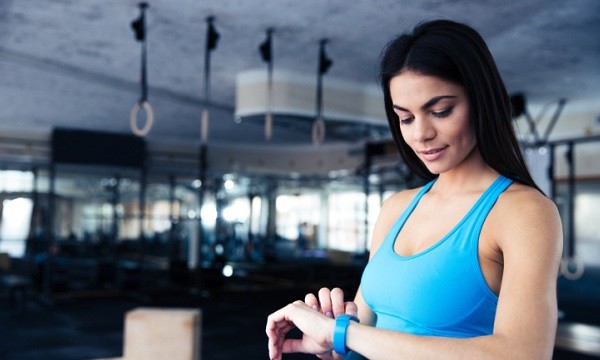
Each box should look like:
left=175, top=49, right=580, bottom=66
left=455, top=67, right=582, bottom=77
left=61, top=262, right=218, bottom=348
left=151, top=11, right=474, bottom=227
left=389, top=71, right=477, bottom=175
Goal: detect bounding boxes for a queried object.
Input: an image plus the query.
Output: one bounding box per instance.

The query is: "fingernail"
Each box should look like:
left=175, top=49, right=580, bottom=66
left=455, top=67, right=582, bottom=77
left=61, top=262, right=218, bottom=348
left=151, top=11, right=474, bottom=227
left=312, top=305, right=319, bottom=311
left=326, top=311, right=333, bottom=318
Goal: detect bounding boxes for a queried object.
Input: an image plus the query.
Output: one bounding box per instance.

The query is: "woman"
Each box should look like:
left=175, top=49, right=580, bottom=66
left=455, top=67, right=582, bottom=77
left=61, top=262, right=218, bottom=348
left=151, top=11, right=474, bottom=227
left=266, top=19, right=562, bottom=359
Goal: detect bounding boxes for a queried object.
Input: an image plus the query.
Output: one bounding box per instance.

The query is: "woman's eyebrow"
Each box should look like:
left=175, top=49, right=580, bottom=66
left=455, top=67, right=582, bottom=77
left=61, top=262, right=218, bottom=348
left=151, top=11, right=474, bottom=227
left=393, top=95, right=457, bottom=112
left=421, top=95, right=457, bottom=110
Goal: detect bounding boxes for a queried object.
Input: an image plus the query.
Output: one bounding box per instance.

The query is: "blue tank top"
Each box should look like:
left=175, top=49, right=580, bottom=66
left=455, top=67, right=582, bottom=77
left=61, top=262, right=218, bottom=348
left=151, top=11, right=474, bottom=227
left=361, top=175, right=513, bottom=338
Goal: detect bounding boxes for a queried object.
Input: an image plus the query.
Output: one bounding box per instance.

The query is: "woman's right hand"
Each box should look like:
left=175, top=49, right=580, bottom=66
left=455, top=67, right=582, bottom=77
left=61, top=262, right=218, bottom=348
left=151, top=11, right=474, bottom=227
left=305, top=287, right=359, bottom=319
left=305, top=287, right=359, bottom=359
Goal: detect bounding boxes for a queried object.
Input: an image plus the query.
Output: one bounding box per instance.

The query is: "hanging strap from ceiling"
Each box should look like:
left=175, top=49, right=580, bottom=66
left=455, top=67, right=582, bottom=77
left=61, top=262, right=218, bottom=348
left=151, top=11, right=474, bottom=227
left=129, top=2, right=154, bottom=137
left=201, top=16, right=220, bottom=144
left=259, top=28, right=274, bottom=140
left=312, top=39, right=333, bottom=146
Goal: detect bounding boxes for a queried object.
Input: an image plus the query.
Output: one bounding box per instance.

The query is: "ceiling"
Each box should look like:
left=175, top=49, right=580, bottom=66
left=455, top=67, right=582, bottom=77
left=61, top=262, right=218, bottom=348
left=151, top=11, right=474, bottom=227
left=0, top=0, right=599, bottom=147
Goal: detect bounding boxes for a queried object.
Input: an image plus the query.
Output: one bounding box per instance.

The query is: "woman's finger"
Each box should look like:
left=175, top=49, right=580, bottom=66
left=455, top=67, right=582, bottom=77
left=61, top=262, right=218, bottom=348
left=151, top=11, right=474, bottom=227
left=330, top=287, right=345, bottom=317
left=305, top=292, right=319, bottom=311
left=344, top=301, right=359, bottom=317
left=318, top=288, right=333, bottom=318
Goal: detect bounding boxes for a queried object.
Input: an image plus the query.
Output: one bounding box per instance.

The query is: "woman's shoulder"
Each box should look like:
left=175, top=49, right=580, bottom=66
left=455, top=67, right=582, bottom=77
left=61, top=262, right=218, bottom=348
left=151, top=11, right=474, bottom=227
left=382, top=186, right=422, bottom=211
left=499, top=181, right=558, bottom=216
left=369, top=185, right=425, bottom=255
left=491, top=181, right=562, bottom=246
left=377, top=185, right=424, bottom=224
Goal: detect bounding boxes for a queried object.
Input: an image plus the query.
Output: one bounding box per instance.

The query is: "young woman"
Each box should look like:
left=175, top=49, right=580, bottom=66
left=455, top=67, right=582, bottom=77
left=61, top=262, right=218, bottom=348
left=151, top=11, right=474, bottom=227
left=266, top=19, right=562, bottom=359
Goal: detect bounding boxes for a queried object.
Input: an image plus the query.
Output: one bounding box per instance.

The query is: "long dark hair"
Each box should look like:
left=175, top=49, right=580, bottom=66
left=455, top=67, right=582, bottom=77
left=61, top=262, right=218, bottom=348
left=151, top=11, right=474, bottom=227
left=380, top=19, right=541, bottom=192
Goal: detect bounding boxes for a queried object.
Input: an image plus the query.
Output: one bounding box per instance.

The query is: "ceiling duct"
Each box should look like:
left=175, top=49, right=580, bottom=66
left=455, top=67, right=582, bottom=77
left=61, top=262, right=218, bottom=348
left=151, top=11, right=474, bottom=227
left=235, top=69, right=387, bottom=128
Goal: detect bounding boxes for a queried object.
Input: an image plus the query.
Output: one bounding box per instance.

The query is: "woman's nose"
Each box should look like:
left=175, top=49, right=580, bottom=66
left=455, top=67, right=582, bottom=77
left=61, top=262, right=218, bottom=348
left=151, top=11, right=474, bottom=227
left=412, top=118, right=436, bottom=142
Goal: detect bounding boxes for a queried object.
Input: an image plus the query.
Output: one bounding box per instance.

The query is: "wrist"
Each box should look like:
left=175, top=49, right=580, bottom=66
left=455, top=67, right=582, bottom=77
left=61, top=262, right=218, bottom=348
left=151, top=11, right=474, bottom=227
left=332, top=314, right=360, bottom=355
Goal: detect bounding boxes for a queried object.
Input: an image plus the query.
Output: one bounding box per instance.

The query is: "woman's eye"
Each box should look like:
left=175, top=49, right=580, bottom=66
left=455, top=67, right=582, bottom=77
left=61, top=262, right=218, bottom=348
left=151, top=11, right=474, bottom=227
left=399, top=117, right=414, bottom=125
left=432, top=108, right=453, bottom=118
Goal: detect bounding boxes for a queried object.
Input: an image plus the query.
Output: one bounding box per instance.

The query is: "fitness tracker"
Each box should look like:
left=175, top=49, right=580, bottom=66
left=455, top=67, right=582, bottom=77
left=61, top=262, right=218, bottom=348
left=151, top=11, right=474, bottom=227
left=333, top=314, right=360, bottom=355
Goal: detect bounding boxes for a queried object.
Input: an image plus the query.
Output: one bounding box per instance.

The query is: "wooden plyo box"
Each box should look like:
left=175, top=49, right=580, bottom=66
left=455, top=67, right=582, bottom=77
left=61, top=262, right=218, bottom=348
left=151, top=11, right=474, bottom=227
left=123, top=307, right=202, bottom=360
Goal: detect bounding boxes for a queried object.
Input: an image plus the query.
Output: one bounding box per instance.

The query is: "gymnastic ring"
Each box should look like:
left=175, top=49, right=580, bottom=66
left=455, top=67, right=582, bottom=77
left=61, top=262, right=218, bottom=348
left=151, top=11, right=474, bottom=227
left=312, top=118, right=325, bottom=146
left=130, top=101, right=154, bottom=137
left=560, top=256, right=585, bottom=280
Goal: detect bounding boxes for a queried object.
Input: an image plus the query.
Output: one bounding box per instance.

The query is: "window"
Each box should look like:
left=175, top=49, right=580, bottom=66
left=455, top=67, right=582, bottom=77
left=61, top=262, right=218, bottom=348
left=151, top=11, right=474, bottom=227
left=276, top=194, right=320, bottom=241
left=0, top=197, right=33, bottom=257
left=328, top=192, right=381, bottom=252
left=0, top=170, right=35, bottom=257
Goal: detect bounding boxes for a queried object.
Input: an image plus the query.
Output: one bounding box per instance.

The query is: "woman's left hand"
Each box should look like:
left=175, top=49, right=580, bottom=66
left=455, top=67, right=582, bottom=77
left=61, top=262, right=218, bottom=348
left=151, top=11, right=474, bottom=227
left=266, top=300, right=336, bottom=360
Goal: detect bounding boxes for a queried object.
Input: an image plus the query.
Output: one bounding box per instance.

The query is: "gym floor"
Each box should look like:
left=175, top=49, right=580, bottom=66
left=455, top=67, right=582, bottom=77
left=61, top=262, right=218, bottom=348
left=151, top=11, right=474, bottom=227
left=1, top=261, right=599, bottom=359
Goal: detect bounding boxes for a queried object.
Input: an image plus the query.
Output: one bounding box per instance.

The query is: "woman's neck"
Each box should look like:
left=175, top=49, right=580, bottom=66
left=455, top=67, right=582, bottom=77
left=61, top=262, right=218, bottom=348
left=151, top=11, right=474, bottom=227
left=432, top=149, right=498, bottom=196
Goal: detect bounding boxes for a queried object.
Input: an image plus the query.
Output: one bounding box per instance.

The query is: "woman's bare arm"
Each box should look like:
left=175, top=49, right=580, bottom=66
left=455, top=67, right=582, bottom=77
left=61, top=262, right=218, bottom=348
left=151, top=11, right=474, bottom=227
left=342, top=188, right=562, bottom=359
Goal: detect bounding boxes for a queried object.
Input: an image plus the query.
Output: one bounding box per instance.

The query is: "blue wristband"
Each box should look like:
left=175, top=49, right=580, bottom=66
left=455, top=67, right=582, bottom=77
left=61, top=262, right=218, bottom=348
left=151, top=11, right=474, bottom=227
left=333, top=314, right=359, bottom=355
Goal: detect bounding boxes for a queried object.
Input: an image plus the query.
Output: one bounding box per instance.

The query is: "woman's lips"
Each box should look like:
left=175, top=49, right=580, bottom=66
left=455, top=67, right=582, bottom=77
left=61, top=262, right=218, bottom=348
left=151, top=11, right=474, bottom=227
left=419, top=146, right=448, bottom=161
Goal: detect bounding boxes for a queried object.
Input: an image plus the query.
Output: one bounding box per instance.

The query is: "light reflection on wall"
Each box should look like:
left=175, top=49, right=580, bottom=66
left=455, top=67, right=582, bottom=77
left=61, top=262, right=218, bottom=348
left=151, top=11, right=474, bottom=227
left=0, top=170, right=33, bottom=192
left=222, top=198, right=250, bottom=223
left=575, top=191, right=600, bottom=266
left=200, top=203, right=218, bottom=226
